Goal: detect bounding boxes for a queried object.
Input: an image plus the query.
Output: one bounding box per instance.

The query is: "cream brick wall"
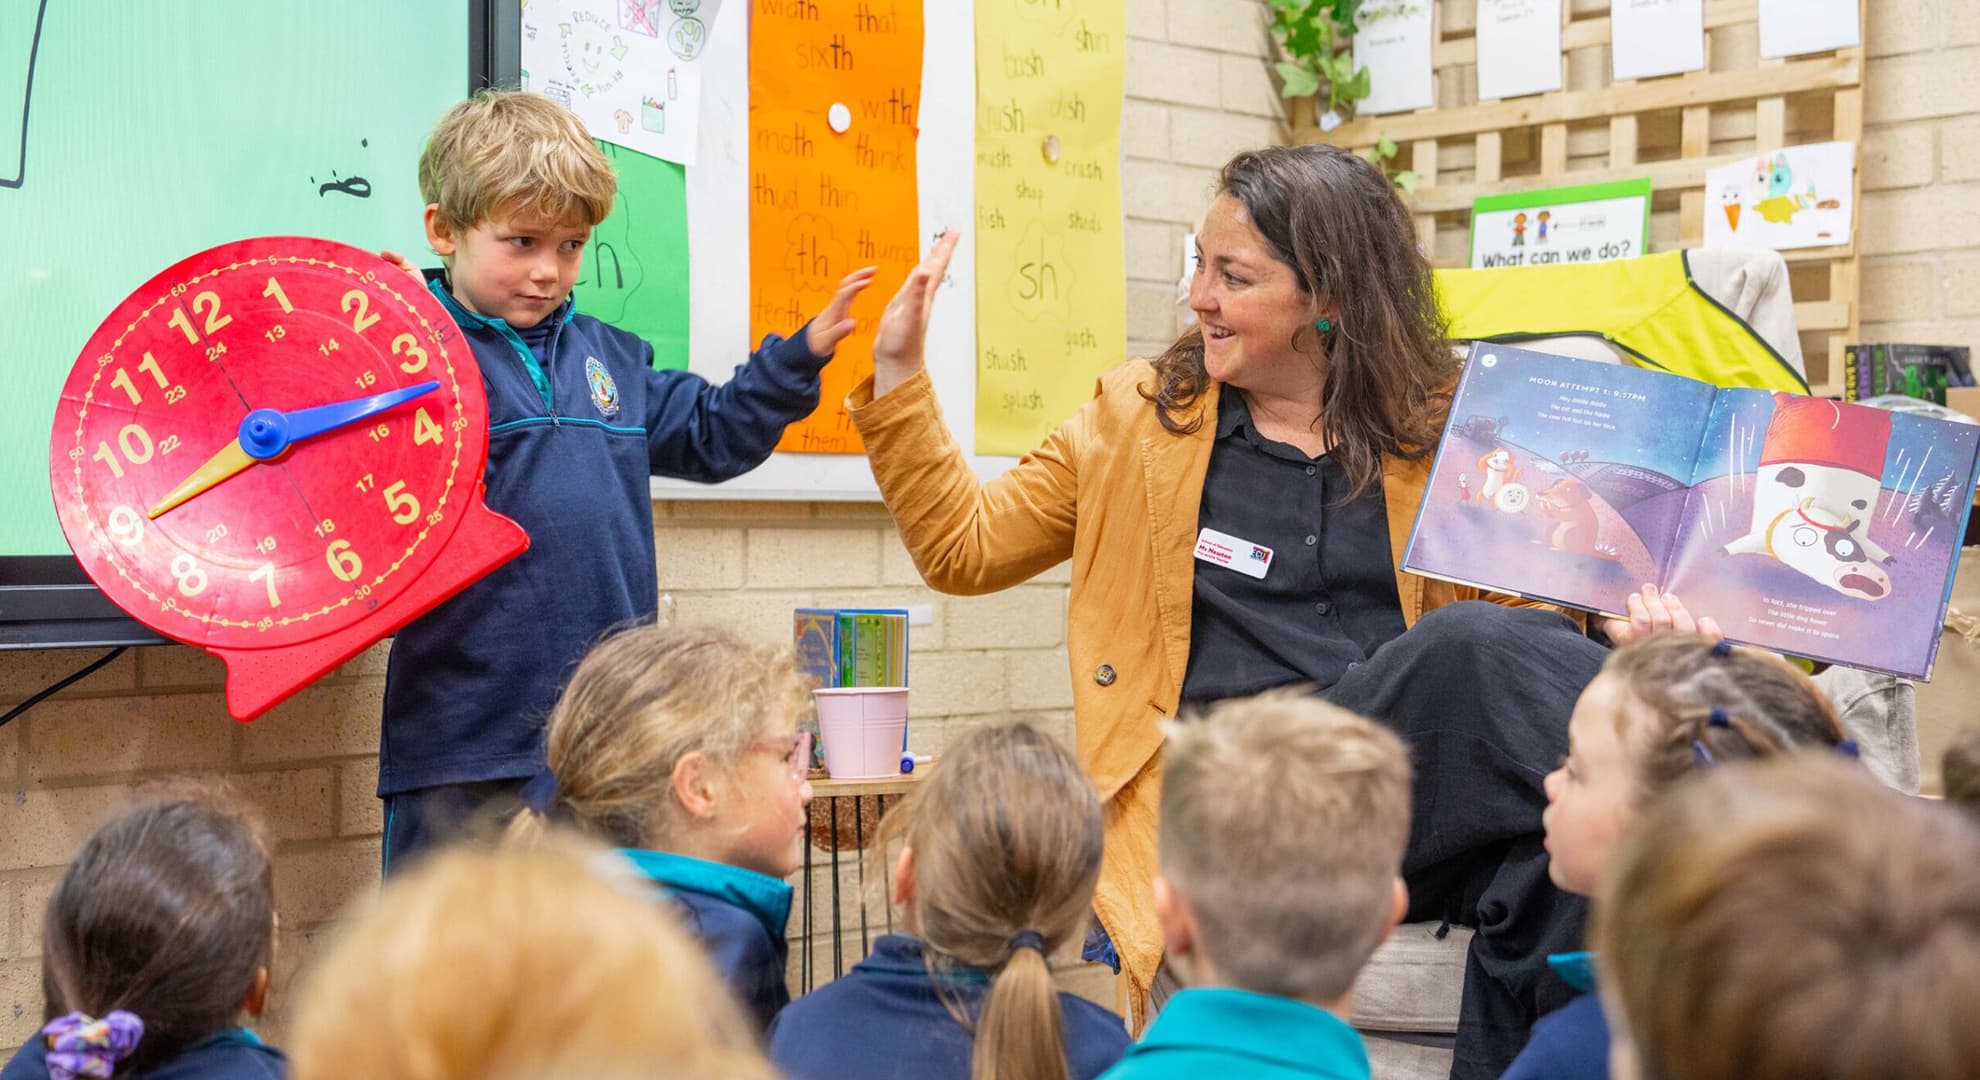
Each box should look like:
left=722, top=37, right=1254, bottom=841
left=0, top=0, right=1280, bottom=1052
left=1856, top=5, right=1980, bottom=341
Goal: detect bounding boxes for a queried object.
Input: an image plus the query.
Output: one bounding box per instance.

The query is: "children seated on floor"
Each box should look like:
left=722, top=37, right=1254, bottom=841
left=0, top=787, right=285, bottom=1080
left=767, top=721, right=1132, bottom=1080
left=1595, top=755, right=1980, bottom=1080
left=288, top=840, right=775, bottom=1079
left=505, top=622, right=814, bottom=1030
left=1101, top=691, right=1412, bottom=1080
left=1503, top=634, right=1849, bottom=1080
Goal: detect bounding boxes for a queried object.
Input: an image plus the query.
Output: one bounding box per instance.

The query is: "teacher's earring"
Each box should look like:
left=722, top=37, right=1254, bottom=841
left=1314, top=317, right=1334, bottom=334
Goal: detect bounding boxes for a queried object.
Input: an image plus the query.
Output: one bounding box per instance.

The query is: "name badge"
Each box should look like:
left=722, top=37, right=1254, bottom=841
left=1195, top=528, right=1273, bottom=580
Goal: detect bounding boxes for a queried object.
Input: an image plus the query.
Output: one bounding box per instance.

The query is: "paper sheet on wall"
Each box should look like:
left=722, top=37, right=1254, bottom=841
left=1611, top=0, right=1704, bottom=81
left=750, top=0, right=924, bottom=454
left=1758, top=0, right=1859, bottom=59
left=973, top=0, right=1127, bottom=457
left=1355, top=2, right=1434, bottom=116
left=585, top=141, right=691, bottom=371
left=520, top=0, right=723, bottom=165
left=1704, top=141, right=1856, bottom=251
left=1476, top=0, right=1562, bottom=100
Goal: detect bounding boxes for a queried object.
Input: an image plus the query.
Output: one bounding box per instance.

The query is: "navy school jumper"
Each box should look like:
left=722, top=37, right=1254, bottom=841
left=767, top=934, right=1132, bottom=1080
left=379, top=274, right=825, bottom=798
left=620, top=848, right=795, bottom=1032
left=0, top=1028, right=285, bottom=1080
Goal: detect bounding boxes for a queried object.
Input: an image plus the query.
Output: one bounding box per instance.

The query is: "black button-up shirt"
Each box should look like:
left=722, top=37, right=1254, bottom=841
left=1179, top=390, right=1409, bottom=704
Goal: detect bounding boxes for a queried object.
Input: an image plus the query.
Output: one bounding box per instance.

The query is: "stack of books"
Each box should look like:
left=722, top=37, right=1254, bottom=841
left=1843, top=343, right=1973, bottom=404
left=793, top=608, right=910, bottom=690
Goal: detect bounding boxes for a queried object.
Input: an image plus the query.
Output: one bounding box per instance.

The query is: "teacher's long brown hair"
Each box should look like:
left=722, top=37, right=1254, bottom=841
left=1146, top=144, right=1458, bottom=498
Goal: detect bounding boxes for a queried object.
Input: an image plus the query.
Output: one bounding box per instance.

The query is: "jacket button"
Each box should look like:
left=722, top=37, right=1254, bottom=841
left=1094, top=664, right=1117, bottom=686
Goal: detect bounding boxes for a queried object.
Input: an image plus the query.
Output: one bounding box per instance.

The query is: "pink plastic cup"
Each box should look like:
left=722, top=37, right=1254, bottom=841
left=812, top=687, right=910, bottom=779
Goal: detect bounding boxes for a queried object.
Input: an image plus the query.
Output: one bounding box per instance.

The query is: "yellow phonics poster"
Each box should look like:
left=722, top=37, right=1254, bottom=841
left=973, top=0, right=1125, bottom=456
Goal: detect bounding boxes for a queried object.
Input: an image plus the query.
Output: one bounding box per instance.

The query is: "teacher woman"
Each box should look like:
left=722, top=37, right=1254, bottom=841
left=853, top=144, right=1702, bottom=1079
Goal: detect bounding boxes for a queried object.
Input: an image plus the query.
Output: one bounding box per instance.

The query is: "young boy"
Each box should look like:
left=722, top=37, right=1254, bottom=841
left=376, top=91, right=872, bottom=869
left=1102, top=691, right=1411, bottom=1080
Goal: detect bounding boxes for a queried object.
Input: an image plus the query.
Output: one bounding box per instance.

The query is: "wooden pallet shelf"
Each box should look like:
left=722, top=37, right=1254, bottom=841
left=1293, top=0, right=1866, bottom=396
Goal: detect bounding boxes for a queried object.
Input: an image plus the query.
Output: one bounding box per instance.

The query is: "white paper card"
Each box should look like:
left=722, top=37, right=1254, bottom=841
left=1195, top=529, right=1274, bottom=580
left=1758, top=0, right=1859, bottom=59
left=1355, top=1, right=1435, bottom=116
left=1476, top=0, right=1563, bottom=100
left=1703, top=141, right=1857, bottom=251
left=1611, top=0, right=1704, bottom=81
left=520, top=0, right=726, bottom=166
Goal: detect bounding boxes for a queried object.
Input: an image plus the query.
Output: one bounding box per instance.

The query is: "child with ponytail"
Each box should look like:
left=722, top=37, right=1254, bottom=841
left=0, top=788, right=283, bottom=1080
left=1502, top=634, right=1851, bottom=1080
left=767, top=721, right=1131, bottom=1080
left=505, top=622, right=815, bottom=1032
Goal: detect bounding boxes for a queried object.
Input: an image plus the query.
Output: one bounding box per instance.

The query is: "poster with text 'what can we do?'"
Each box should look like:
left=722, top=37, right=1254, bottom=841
left=751, top=0, right=924, bottom=454
left=974, top=0, right=1126, bottom=456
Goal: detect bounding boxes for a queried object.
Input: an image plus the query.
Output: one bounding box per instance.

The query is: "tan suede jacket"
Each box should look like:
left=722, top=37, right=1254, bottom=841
left=849, top=360, right=1565, bottom=1015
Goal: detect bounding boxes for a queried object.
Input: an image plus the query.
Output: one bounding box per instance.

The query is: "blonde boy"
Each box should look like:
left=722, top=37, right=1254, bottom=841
left=378, top=91, right=871, bottom=869
left=1102, top=691, right=1411, bottom=1080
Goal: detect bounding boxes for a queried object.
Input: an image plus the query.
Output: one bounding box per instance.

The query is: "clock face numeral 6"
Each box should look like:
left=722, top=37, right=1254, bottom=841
left=51, top=239, right=491, bottom=648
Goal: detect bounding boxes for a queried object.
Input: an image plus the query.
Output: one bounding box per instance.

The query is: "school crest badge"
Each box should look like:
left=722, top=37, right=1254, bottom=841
left=585, top=356, right=620, bottom=418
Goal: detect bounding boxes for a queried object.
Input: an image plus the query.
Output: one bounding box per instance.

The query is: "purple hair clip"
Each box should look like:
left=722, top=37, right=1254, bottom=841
left=1691, top=740, right=1717, bottom=768
left=42, top=1011, right=143, bottom=1080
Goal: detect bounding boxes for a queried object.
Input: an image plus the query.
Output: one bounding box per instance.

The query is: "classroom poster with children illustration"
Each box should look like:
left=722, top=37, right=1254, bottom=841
left=1406, top=344, right=1980, bottom=678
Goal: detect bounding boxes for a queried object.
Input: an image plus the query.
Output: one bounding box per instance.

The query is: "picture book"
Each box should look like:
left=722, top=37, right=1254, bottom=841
left=792, top=608, right=910, bottom=689
left=1403, top=344, right=1980, bottom=679
left=1843, top=343, right=1975, bottom=405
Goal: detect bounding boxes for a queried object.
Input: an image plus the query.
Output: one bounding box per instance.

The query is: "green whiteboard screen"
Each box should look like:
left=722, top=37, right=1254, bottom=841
left=1, top=1, right=470, bottom=561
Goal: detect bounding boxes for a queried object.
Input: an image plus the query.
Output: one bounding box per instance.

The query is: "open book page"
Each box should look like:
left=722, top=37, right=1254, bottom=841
left=1663, top=390, right=1980, bottom=678
left=1404, top=344, right=1717, bottom=615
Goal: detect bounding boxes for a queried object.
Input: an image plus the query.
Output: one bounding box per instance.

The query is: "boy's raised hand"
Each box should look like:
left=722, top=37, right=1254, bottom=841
left=804, top=266, right=880, bottom=358
left=872, top=231, right=959, bottom=398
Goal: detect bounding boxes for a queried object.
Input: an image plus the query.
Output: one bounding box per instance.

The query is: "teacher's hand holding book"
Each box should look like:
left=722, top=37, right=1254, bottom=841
left=1601, top=585, right=1724, bottom=645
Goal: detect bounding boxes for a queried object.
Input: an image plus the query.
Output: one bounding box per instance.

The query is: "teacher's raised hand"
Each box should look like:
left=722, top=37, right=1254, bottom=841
left=871, top=230, right=959, bottom=397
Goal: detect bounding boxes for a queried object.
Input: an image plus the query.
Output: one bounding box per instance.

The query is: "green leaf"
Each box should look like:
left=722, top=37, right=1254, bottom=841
left=1393, top=170, right=1419, bottom=193
left=1274, top=61, right=1322, bottom=99
left=1343, top=65, right=1372, bottom=100
left=1376, top=133, right=1398, bottom=158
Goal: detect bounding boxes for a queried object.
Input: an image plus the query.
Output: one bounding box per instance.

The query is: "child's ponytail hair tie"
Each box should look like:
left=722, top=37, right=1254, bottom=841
left=41, top=1010, right=144, bottom=1080
left=1710, top=639, right=1733, bottom=658
left=1836, top=738, right=1860, bottom=759
left=1708, top=708, right=1731, bottom=729
left=1006, top=929, right=1046, bottom=955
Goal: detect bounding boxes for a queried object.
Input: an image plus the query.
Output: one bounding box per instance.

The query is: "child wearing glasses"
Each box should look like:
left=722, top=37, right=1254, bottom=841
left=507, top=623, right=815, bottom=1031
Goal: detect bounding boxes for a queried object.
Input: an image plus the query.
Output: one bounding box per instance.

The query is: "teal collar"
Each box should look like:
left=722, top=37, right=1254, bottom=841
left=1135, top=987, right=1369, bottom=1077
left=424, top=274, right=570, bottom=411
left=617, top=847, right=793, bottom=940
left=1548, top=951, right=1598, bottom=994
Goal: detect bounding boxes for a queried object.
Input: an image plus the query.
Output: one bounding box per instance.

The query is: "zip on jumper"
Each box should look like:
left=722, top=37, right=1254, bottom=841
left=426, top=278, right=559, bottom=414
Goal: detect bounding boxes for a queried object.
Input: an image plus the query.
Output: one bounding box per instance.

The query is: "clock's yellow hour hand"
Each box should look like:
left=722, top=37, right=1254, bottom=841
left=148, top=439, right=257, bottom=519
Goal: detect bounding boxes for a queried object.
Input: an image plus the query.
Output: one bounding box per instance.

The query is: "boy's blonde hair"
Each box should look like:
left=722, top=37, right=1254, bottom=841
left=288, top=840, right=776, bottom=1080
left=1600, top=635, right=1845, bottom=804
left=509, top=623, right=811, bottom=849
left=418, top=89, right=617, bottom=232
left=1160, top=691, right=1410, bottom=1002
left=872, top=722, right=1104, bottom=1080
left=1595, top=756, right=1980, bottom=1080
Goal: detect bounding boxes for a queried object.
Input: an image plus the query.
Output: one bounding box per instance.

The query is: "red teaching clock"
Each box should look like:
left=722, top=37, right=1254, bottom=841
left=49, top=237, right=529, bottom=720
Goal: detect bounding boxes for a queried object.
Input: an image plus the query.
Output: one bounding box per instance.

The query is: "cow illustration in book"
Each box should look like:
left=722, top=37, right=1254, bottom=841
left=1724, top=393, right=1896, bottom=601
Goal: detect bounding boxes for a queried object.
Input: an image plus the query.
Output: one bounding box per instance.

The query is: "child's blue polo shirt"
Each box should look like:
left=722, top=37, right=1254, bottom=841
left=1100, top=987, right=1371, bottom=1080
left=619, top=847, right=794, bottom=1032
left=0, top=1027, right=285, bottom=1080
left=766, top=934, right=1131, bottom=1080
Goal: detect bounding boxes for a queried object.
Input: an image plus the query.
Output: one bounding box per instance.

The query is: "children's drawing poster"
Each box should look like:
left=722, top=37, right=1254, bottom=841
left=1610, top=0, right=1704, bottom=82
left=1475, top=0, right=1562, bottom=101
left=973, top=0, right=1127, bottom=456
left=521, top=0, right=724, bottom=165
left=1758, top=0, right=1860, bottom=59
left=1355, top=1, right=1434, bottom=116
left=584, top=141, right=691, bottom=371
left=1470, top=179, right=1651, bottom=269
left=750, top=0, right=924, bottom=454
left=1704, top=141, right=1855, bottom=252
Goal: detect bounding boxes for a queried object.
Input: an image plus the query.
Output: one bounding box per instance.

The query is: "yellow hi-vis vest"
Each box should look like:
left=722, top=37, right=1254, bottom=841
left=1434, top=250, right=1809, bottom=394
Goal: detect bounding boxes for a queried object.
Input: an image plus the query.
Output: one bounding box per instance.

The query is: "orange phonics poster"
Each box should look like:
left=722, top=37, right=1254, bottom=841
left=751, top=0, right=924, bottom=454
